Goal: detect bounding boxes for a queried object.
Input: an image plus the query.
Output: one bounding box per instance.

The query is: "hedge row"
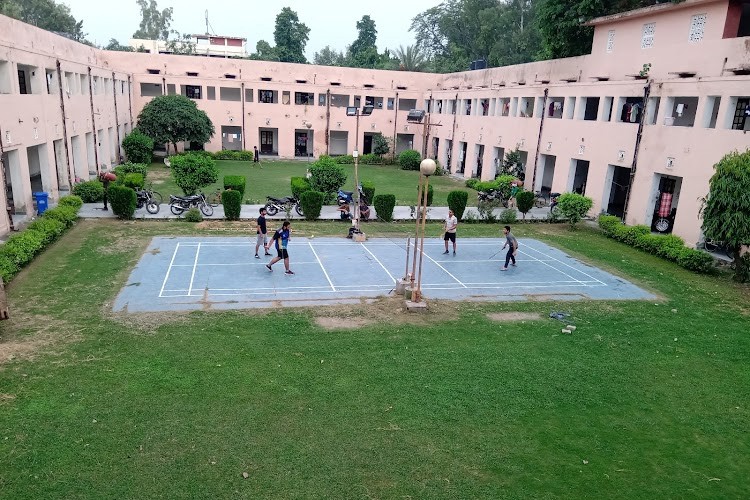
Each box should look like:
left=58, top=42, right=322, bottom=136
left=222, top=189, right=242, bottom=220
left=223, top=175, right=246, bottom=199
left=0, top=196, right=82, bottom=283
left=598, top=215, right=714, bottom=273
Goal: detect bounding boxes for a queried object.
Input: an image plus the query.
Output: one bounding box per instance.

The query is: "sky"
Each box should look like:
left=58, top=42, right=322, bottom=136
left=63, top=0, right=442, bottom=59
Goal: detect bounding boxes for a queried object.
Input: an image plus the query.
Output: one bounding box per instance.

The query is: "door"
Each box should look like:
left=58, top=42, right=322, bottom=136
left=652, top=176, right=677, bottom=233
left=363, top=134, right=373, bottom=155
left=295, top=132, right=307, bottom=156
left=260, top=131, right=273, bottom=154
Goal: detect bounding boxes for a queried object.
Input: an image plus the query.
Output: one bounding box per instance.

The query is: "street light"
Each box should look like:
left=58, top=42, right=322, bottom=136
left=305, top=122, right=312, bottom=162
left=408, top=158, right=437, bottom=306
left=345, top=104, right=374, bottom=231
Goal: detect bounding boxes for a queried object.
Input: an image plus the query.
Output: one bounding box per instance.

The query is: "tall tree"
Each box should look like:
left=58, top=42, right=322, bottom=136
left=394, top=45, right=427, bottom=72
left=132, top=0, right=173, bottom=41
left=136, top=95, right=215, bottom=155
left=104, top=38, right=135, bottom=52
left=313, top=46, right=346, bottom=67
left=349, top=15, right=379, bottom=68
left=0, top=0, right=85, bottom=40
left=249, top=40, right=279, bottom=61
left=273, top=7, right=310, bottom=64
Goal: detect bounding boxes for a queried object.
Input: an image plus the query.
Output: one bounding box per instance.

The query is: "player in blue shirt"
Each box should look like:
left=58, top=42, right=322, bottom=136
left=265, top=220, right=294, bottom=275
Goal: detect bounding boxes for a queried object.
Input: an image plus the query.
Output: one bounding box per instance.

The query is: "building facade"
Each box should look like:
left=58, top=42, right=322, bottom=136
left=1, top=0, right=749, bottom=246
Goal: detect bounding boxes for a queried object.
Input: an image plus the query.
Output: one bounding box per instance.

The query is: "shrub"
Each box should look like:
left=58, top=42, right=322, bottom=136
left=290, top=176, right=311, bottom=198
left=360, top=153, right=380, bottom=165
left=597, top=214, right=622, bottom=235
left=108, top=185, right=137, bottom=219
left=495, top=175, right=516, bottom=200
left=122, top=130, right=154, bottom=164
left=433, top=159, right=444, bottom=176
left=309, top=156, right=347, bottom=201
left=416, top=183, right=434, bottom=206
left=184, top=207, right=203, bottom=222
left=58, top=195, right=83, bottom=209
left=122, top=173, right=144, bottom=190
left=0, top=253, right=19, bottom=283
left=223, top=175, right=246, bottom=199
left=361, top=180, right=375, bottom=204
left=114, top=162, right=149, bottom=180
left=2, top=230, right=45, bottom=268
left=300, top=190, right=324, bottom=220
left=556, top=193, right=593, bottom=228
left=465, top=178, right=479, bottom=189
left=170, top=152, right=219, bottom=195
left=374, top=194, right=396, bottom=222
left=398, top=149, right=421, bottom=171
left=72, top=180, right=104, bottom=202
left=26, top=218, right=66, bottom=245
left=222, top=189, right=242, bottom=220
left=614, top=224, right=651, bottom=246
left=676, top=248, right=715, bottom=273
left=499, top=208, right=518, bottom=224
left=516, top=191, right=535, bottom=219
left=447, top=190, right=469, bottom=220
left=334, top=154, right=354, bottom=164
left=477, top=200, right=501, bottom=222
left=213, top=150, right=253, bottom=161
left=474, top=181, right=497, bottom=193
left=42, top=206, right=78, bottom=228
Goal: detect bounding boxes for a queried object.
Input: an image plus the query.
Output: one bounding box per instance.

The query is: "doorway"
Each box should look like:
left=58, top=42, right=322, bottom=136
left=458, top=142, right=467, bottom=174
left=474, top=144, right=485, bottom=179
left=650, top=174, right=682, bottom=234
left=222, top=126, right=243, bottom=151
left=294, top=130, right=309, bottom=157
left=444, top=139, right=453, bottom=172
left=603, top=165, right=631, bottom=218
left=569, top=159, right=590, bottom=194
left=259, top=129, right=276, bottom=155
left=363, top=133, right=374, bottom=155
left=537, top=154, right=556, bottom=193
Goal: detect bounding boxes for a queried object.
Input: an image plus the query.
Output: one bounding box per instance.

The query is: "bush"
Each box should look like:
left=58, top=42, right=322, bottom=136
left=213, top=150, right=253, bottom=161
left=360, top=153, right=380, bottom=165
left=495, top=175, right=516, bottom=200
left=122, top=130, right=154, bottom=164
left=114, top=162, right=149, bottom=180
left=465, top=178, right=479, bottom=189
left=108, top=185, right=137, bottom=219
left=516, top=191, right=535, bottom=219
left=676, top=248, right=715, bottom=273
left=474, top=181, right=497, bottom=193
left=334, top=154, right=354, bottom=164
left=42, top=206, right=78, bottom=228
left=183, top=208, right=203, bottom=222
left=361, top=180, right=375, bottom=204
left=170, top=152, right=219, bottom=195
left=597, top=214, right=622, bottom=235
left=614, top=224, right=651, bottom=246
left=222, top=189, right=242, bottom=220
left=447, top=190, right=469, bottom=220
left=2, top=230, right=45, bottom=268
left=374, top=194, right=396, bottom=222
left=300, top=190, right=324, bottom=220
left=26, top=218, right=66, bottom=245
left=309, top=156, right=347, bottom=201
left=58, top=195, right=83, bottom=209
left=72, top=180, right=104, bottom=203
left=556, top=193, right=593, bottom=228
left=499, top=208, right=518, bottom=224
left=433, top=159, right=444, bottom=176
left=122, top=173, right=144, bottom=190
left=223, top=175, right=246, bottom=199
left=398, top=149, right=421, bottom=171
left=290, top=176, right=311, bottom=198
left=416, top=183, right=434, bottom=206
left=477, top=200, right=501, bottom=222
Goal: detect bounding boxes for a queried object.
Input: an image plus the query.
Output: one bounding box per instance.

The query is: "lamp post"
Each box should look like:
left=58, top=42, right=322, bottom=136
left=346, top=105, right=373, bottom=231
left=305, top=122, right=312, bottom=162
left=410, top=158, right=436, bottom=304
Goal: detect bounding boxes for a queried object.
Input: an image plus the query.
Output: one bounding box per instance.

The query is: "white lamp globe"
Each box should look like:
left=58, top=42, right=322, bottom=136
left=420, top=158, right=437, bottom=176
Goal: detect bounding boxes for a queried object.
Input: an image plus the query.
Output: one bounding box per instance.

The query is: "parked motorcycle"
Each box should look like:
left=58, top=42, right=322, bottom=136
left=337, top=185, right=366, bottom=206
left=169, top=192, right=213, bottom=216
left=265, top=195, right=303, bottom=216
left=135, top=188, right=160, bottom=214
left=477, top=189, right=509, bottom=208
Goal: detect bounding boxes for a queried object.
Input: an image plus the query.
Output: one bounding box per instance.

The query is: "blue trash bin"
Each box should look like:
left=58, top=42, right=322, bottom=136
left=33, top=192, right=49, bottom=215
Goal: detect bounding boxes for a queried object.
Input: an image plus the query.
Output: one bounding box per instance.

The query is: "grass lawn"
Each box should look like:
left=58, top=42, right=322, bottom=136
left=1, top=219, right=749, bottom=498
left=147, top=159, right=476, bottom=206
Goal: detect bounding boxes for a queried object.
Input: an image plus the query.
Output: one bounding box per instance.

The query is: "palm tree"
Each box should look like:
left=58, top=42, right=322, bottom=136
left=394, top=45, right=427, bottom=72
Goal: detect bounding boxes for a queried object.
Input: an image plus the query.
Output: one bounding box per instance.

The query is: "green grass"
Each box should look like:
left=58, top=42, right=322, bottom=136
left=147, top=159, right=475, bottom=206
left=1, top=220, right=749, bottom=499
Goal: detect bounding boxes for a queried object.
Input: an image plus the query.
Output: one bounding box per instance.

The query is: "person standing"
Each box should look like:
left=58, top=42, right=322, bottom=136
left=254, top=207, right=271, bottom=258
left=443, top=209, right=458, bottom=255
left=253, top=146, right=259, bottom=163
left=265, top=220, right=294, bottom=275
left=500, top=225, right=518, bottom=271
left=98, top=171, right=116, bottom=211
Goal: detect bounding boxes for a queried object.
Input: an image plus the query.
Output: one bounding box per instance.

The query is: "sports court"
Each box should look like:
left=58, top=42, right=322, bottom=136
left=114, top=236, right=653, bottom=312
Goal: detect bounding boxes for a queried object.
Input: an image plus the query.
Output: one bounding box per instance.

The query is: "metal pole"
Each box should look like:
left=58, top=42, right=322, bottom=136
left=410, top=174, right=424, bottom=290
left=403, top=236, right=411, bottom=279
left=353, top=111, right=361, bottom=229
left=414, top=175, right=430, bottom=303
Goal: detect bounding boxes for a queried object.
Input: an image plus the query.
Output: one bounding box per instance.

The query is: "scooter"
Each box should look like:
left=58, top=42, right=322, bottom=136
left=169, top=192, right=213, bottom=216
left=265, top=195, right=303, bottom=216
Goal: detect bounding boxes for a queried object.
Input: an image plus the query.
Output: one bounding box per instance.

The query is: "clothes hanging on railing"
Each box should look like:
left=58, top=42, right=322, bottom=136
left=658, top=192, right=673, bottom=217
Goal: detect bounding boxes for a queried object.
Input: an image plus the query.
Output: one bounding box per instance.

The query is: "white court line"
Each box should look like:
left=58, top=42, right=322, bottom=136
left=158, top=242, right=181, bottom=298
left=309, top=241, right=336, bottom=291
left=517, top=247, right=583, bottom=285
left=188, top=242, right=202, bottom=296
left=361, top=243, right=397, bottom=282
left=170, top=261, right=320, bottom=267
left=522, top=244, right=607, bottom=285
left=420, top=251, right=468, bottom=288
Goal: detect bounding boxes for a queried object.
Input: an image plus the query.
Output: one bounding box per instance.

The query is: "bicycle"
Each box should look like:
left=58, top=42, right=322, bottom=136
left=142, top=182, right=163, bottom=205
left=702, top=239, right=735, bottom=259
left=207, top=188, right=222, bottom=207
left=534, top=191, right=547, bottom=208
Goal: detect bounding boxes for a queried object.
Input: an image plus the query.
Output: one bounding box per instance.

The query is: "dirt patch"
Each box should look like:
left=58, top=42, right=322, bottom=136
left=311, top=295, right=462, bottom=328
left=0, top=314, right=80, bottom=365
left=486, top=312, right=542, bottom=321
left=0, top=393, right=16, bottom=403
left=315, top=317, right=375, bottom=329
left=196, top=220, right=253, bottom=232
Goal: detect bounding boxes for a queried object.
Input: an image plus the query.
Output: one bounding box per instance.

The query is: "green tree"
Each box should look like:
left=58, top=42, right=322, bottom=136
left=349, top=15, right=379, bottom=68
left=122, top=130, right=154, bottom=164
left=0, top=0, right=85, bottom=40
left=165, top=31, right=196, bottom=55
left=502, top=148, right=525, bottom=180
left=103, top=38, right=134, bottom=52
left=136, top=95, right=215, bottom=154
left=249, top=40, right=279, bottom=61
left=557, top=192, right=593, bottom=228
left=373, top=134, right=390, bottom=159
left=393, top=45, right=427, bottom=72
left=170, top=153, right=219, bottom=196
left=702, top=150, right=750, bottom=282
left=273, top=7, right=310, bottom=64
left=309, top=156, right=347, bottom=202
left=132, top=0, right=172, bottom=40
left=313, top=45, right=346, bottom=66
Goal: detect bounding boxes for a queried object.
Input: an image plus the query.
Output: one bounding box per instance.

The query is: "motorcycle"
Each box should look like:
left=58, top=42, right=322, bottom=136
left=477, top=189, right=509, bottom=208
left=337, top=185, right=366, bottom=206
left=169, top=192, right=214, bottom=216
left=265, top=195, right=303, bottom=216
left=136, top=188, right=160, bottom=214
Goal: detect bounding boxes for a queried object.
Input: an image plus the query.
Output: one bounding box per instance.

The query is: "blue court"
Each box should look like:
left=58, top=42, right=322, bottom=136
left=113, top=236, right=654, bottom=312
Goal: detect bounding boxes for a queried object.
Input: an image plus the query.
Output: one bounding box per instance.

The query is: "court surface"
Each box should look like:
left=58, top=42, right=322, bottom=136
left=113, top=236, right=654, bottom=312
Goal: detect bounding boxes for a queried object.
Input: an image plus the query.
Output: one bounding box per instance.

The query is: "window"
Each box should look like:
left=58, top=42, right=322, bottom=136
left=186, top=71, right=199, bottom=77
left=259, top=90, right=275, bottom=103
left=207, top=86, right=215, bottom=100
left=702, top=96, right=720, bottom=128
left=296, top=79, right=307, bottom=84
left=387, top=98, right=394, bottom=110
left=396, top=86, right=407, bottom=90
left=295, top=92, right=314, bottom=105
left=244, top=88, right=253, bottom=102
left=282, top=91, right=290, bottom=104
left=731, top=98, right=749, bottom=131
left=184, top=85, right=201, bottom=99
left=606, top=30, right=615, bottom=53
left=224, top=74, right=236, bottom=79
left=261, top=77, right=272, bottom=82
left=220, top=87, right=241, bottom=101
left=330, top=82, right=341, bottom=86
left=364, top=84, right=374, bottom=89
left=147, top=69, right=160, bottom=75
left=318, top=93, right=326, bottom=106
left=641, top=22, right=655, bottom=49
left=17, top=68, right=28, bottom=94
left=689, top=14, right=707, bottom=42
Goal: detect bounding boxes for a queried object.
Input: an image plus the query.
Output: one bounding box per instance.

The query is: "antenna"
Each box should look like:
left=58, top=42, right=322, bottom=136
left=205, top=10, right=216, bottom=36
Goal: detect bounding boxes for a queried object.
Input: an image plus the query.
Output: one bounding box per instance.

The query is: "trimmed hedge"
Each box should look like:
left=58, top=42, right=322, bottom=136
left=58, top=195, right=83, bottom=210
left=447, top=190, right=469, bottom=220
left=0, top=202, right=81, bottom=283
left=184, top=208, right=203, bottom=222
left=361, top=180, right=375, bottom=204
left=360, top=153, right=380, bottom=165
left=374, top=194, right=396, bottom=222
left=213, top=150, right=254, bottom=161
left=122, top=173, right=145, bottom=190
left=222, top=189, right=242, bottom=220
left=72, top=180, right=104, bottom=202
left=291, top=176, right=311, bottom=198
left=598, top=215, right=714, bottom=273
left=108, top=185, right=137, bottom=219
left=465, top=178, right=479, bottom=189
left=416, top=183, right=434, bottom=206
left=114, top=162, right=149, bottom=180
left=334, top=154, right=354, bottom=164
left=398, top=149, right=421, bottom=171
left=300, top=190, right=324, bottom=221
left=516, top=190, right=535, bottom=218
left=223, top=175, right=246, bottom=199
left=122, top=130, right=154, bottom=164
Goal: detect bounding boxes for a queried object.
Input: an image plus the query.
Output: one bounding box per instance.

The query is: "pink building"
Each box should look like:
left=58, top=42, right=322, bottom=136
left=1, top=0, right=749, bottom=246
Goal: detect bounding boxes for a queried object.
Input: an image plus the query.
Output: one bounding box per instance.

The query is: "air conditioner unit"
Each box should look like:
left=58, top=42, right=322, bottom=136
left=406, top=109, right=426, bottom=123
